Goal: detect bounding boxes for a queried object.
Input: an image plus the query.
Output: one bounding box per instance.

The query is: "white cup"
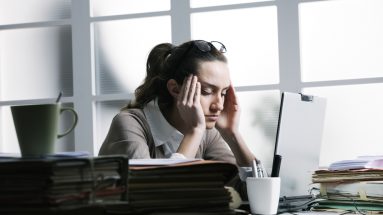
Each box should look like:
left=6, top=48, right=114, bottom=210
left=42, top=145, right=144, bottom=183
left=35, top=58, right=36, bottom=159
left=246, top=177, right=280, bottom=215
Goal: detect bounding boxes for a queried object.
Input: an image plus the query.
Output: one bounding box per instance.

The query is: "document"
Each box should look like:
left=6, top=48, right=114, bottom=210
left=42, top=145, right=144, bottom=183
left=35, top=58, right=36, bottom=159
left=127, top=160, right=238, bottom=214
left=129, top=158, right=202, bottom=166
left=328, top=155, right=383, bottom=171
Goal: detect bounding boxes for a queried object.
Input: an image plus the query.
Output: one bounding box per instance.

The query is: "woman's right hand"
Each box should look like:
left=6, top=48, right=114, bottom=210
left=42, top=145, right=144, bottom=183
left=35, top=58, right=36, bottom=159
left=176, top=75, right=206, bottom=133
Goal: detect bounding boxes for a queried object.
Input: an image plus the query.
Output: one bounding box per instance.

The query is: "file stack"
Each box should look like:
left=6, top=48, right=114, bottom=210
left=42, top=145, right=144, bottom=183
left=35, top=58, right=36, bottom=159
left=311, top=156, right=383, bottom=213
left=126, top=159, right=239, bottom=215
left=0, top=155, right=128, bottom=213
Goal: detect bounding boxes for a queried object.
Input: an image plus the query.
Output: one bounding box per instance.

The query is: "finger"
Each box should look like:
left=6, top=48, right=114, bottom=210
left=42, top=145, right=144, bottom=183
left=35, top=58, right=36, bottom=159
left=194, top=81, right=201, bottom=104
left=227, top=85, right=237, bottom=101
left=223, top=85, right=238, bottom=110
left=179, top=75, right=192, bottom=103
left=188, top=76, right=198, bottom=104
left=229, top=84, right=239, bottom=111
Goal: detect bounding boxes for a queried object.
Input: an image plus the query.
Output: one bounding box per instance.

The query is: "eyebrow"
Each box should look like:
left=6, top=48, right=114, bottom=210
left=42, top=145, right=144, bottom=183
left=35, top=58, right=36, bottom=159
left=199, top=81, right=230, bottom=91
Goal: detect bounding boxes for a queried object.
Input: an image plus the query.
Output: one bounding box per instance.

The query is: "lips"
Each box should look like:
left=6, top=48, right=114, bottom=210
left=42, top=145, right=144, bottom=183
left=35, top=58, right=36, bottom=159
left=205, top=115, right=219, bottom=121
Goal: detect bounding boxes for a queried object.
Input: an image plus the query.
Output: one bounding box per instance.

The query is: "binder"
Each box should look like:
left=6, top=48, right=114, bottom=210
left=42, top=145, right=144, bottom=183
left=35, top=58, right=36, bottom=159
left=0, top=155, right=128, bottom=209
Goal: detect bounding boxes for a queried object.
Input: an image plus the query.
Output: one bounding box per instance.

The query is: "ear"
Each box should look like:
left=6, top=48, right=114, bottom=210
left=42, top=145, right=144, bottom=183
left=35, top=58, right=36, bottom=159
left=167, top=79, right=180, bottom=98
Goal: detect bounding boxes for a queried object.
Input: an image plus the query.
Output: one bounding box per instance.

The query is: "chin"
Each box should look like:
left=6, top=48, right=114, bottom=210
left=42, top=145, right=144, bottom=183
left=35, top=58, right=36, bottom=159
left=205, top=122, right=216, bottom=129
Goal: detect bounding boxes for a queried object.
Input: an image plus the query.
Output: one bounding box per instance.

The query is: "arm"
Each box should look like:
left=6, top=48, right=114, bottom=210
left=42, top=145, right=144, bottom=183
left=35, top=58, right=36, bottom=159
left=172, top=75, right=206, bottom=158
left=216, top=84, right=256, bottom=166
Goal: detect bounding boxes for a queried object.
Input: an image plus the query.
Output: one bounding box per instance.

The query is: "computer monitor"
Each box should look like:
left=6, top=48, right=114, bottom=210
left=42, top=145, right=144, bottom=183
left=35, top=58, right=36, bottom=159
left=272, top=92, right=327, bottom=198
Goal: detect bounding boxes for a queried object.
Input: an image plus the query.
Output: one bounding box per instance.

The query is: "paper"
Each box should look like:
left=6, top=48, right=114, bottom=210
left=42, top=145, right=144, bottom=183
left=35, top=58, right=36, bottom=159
left=328, top=156, right=383, bottom=171
left=129, top=158, right=202, bottom=166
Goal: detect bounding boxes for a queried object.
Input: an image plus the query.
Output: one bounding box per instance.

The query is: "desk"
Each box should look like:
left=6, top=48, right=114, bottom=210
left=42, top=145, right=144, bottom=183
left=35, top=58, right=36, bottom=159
left=280, top=212, right=356, bottom=215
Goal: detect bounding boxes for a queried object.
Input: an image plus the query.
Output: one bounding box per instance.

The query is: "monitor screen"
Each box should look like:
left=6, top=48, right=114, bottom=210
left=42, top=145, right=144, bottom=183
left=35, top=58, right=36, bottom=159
left=273, top=92, right=327, bottom=198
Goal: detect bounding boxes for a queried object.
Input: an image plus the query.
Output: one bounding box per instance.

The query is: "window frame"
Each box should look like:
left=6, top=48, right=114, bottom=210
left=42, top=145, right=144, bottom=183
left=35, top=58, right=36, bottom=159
left=1, top=0, right=383, bottom=156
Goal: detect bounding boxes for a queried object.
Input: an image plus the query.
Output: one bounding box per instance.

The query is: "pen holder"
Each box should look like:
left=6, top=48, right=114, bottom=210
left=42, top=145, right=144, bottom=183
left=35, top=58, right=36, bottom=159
left=246, top=177, right=280, bottom=215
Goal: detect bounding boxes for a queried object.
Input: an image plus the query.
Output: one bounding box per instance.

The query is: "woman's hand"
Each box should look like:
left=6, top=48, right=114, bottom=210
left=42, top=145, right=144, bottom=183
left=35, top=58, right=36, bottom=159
left=216, top=84, right=241, bottom=135
left=215, top=85, right=256, bottom=166
left=175, top=75, right=206, bottom=158
left=176, top=75, right=206, bottom=133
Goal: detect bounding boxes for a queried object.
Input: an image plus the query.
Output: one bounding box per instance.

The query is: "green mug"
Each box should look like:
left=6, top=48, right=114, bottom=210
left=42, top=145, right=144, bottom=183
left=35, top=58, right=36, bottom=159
left=11, top=103, right=78, bottom=157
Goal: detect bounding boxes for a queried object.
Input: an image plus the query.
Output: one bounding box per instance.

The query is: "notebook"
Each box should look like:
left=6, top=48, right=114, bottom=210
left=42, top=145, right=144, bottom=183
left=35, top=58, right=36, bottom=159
left=272, top=92, right=327, bottom=200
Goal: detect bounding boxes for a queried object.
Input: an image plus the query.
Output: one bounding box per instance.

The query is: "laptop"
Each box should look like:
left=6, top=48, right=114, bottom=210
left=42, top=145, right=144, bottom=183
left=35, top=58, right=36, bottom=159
left=272, top=92, right=327, bottom=211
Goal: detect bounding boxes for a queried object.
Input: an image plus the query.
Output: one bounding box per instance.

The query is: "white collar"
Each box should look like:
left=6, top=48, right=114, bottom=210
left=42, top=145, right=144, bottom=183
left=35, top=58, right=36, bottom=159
left=143, top=99, right=184, bottom=148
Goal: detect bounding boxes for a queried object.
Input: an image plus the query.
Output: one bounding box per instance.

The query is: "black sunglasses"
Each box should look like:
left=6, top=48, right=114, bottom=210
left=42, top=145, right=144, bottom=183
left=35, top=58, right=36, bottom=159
left=173, top=40, right=227, bottom=76
left=193, top=40, right=227, bottom=53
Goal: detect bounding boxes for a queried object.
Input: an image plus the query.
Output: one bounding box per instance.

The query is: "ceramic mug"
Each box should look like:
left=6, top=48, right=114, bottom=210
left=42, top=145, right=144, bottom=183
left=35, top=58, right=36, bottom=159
left=11, top=103, right=78, bottom=157
left=246, top=177, right=281, bottom=215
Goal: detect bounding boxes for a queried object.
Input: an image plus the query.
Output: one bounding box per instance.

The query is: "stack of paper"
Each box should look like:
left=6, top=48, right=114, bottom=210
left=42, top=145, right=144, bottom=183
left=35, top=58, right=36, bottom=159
left=320, top=181, right=383, bottom=202
left=312, top=168, right=383, bottom=183
left=126, top=159, right=238, bottom=215
left=328, top=155, right=383, bottom=171
left=312, top=199, right=383, bottom=213
left=0, top=155, right=128, bottom=213
left=311, top=157, right=383, bottom=213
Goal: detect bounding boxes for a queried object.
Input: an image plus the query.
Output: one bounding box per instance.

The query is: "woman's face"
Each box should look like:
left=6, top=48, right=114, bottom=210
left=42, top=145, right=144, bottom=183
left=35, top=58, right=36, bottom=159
left=197, top=61, right=231, bottom=129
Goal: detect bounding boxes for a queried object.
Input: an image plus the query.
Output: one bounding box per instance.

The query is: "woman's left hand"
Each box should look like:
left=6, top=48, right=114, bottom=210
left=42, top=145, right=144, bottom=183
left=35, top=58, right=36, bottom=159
left=216, top=84, right=241, bottom=134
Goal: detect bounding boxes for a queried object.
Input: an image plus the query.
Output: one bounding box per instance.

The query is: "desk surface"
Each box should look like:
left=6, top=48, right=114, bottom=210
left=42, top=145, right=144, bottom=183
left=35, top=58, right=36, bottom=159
left=280, top=212, right=355, bottom=215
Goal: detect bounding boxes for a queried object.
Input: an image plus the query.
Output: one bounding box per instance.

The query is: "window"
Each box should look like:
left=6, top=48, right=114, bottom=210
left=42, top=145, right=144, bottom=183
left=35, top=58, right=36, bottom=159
left=0, top=0, right=74, bottom=153
left=299, top=0, right=383, bottom=165
left=1, top=0, right=382, bottom=168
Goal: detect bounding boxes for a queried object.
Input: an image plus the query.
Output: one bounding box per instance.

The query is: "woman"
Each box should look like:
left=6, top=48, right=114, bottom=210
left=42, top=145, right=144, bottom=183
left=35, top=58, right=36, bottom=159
left=99, top=40, right=256, bottom=194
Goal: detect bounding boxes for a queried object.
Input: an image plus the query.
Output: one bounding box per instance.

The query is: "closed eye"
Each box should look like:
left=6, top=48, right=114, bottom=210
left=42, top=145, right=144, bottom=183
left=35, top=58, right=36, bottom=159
left=201, top=88, right=213, bottom=96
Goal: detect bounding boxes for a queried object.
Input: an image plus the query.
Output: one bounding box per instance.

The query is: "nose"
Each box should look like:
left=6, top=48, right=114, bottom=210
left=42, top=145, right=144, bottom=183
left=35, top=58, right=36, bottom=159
left=210, top=94, right=224, bottom=112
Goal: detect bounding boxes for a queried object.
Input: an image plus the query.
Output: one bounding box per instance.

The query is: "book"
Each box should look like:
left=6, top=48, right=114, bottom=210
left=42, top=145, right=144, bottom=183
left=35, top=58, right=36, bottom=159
left=328, top=156, right=383, bottom=171
left=312, top=168, right=383, bottom=183
left=319, top=181, right=383, bottom=202
left=311, top=199, right=383, bottom=213
left=0, top=155, right=128, bottom=209
left=311, top=156, right=383, bottom=214
left=126, top=160, right=239, bottom=214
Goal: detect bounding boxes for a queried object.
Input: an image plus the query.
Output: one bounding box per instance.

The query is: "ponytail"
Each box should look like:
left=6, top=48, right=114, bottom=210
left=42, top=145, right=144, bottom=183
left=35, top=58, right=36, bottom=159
left=127, top=43, right=175, bottom=109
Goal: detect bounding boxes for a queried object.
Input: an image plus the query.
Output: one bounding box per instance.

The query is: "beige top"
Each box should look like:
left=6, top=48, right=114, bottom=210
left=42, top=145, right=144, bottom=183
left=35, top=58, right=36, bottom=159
left=98, top=108, right=237, bottom=165
left=98, top=106, right=248, bottom=199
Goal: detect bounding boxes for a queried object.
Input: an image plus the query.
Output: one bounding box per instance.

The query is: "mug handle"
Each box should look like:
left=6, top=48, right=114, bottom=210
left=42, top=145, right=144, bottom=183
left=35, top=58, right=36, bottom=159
left=57, top=107, right=78, bottom=138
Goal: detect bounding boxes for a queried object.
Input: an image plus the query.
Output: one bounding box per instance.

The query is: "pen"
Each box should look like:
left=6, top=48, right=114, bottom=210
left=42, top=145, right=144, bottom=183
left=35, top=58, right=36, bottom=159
left=252, top=159, right=259, bottom=178
left=271, top=154, right=282, bottom=177
left=258, top=160, right=268, bottom=177
left=256, top=159, right=264, bottom=178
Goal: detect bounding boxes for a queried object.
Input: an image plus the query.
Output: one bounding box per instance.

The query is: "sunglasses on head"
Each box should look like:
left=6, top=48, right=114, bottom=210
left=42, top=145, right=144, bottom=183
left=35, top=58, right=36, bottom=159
left=173, top=40, right=227, bottom=77
left=192, top=40, right=227, bottom=53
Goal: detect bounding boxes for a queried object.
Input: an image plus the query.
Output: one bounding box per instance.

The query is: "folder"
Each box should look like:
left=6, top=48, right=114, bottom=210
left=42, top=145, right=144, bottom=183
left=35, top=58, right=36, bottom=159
left=126, top=159, right=238, bottom=214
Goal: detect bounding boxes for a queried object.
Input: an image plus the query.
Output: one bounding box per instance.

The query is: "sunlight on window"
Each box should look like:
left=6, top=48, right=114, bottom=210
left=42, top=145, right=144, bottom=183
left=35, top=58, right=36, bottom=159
left=0, top=0, right=71, bottom=25
left=0, top=26, right=73, bottom=101
left=191, top=6, right=279, bottom=86
left=91, top=0, right=170, bottom=17
left=237, top=90, right=280, bottom=173
left=299, top=0, right=383, bottom=81
left=0, top=106, right=19, bottom=153
left=303, top=84, right=383, bottom=167
left=190, top=0, right=273, bottom=8
left=94, top=16, right=171, bottom=95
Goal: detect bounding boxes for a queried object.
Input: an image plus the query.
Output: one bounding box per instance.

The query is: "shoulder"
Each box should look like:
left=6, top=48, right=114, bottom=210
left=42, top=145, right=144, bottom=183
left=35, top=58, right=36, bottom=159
left=110, top=108, right=148, bottom=131
left=114, top=108, right=146, bottom=123
left=99, top=108, right=153, bottom=157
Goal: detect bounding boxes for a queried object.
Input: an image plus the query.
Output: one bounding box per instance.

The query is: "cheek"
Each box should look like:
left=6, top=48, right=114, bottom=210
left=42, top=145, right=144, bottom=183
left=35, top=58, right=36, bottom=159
left=199, top=96, right=210, bottom=113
